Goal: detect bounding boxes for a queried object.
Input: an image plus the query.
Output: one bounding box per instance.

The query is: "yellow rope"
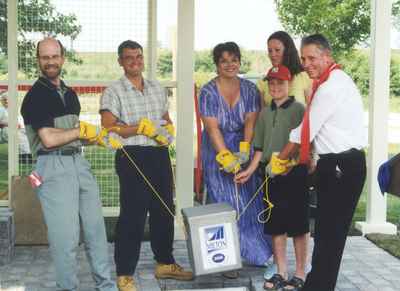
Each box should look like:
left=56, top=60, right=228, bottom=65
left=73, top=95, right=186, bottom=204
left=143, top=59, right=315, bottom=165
left=258, top=176, right=274, bottom=223
left=236, top=176, right=267, bottom=221
left=234, top=175, right=274, bottom=223
left=120, top=141, right=273, bottom=225
left=120, top=147, right=176, bottom=218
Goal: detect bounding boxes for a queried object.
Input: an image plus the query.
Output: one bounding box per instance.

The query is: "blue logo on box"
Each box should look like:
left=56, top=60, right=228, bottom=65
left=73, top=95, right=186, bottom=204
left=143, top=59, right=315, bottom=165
left=205, top=225, right=227, bottom=253
left=212, top=253, right=225, bottom=263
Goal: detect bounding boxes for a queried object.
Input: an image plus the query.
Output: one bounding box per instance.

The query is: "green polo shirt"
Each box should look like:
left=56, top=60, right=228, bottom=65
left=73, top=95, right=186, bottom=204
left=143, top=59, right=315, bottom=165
left=253, top=96, right=305, bottom=163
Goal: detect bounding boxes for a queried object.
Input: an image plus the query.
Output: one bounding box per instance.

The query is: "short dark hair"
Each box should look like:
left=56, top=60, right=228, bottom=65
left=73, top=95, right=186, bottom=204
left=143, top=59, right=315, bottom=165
left=267, top=31, right=303, bottom=76
left=118, top=40, right=143, bottom=58
left=301, top=34, right=332, bottom=53
left=212, top=42, right=241, bottom=66
left=36, top=38, right=65, bottom=58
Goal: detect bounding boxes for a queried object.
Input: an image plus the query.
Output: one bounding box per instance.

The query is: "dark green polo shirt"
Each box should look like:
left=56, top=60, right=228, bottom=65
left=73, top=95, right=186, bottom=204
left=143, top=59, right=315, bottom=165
left=253, top=96, right=305, bottom=163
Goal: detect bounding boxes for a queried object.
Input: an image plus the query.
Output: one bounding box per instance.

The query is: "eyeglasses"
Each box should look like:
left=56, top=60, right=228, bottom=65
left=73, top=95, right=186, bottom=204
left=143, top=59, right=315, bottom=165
left=39, top=55, right=62, bottom=62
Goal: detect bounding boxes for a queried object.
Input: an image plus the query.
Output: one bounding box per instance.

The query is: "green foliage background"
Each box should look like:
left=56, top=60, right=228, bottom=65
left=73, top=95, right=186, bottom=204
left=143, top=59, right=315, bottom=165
left=274, top=0, right=400, bottom=58
left=0, top=0, right=82, bottom=77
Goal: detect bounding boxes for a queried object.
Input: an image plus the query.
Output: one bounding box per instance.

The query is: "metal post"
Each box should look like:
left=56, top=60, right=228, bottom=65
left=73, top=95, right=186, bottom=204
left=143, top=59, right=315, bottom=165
left=5, top=0, right=19, bottom=207
left=175, top=0, right=195, bottom=237
left=355, top=0, right=397, bottom=235
left=147, top=0, right=157, bottom=80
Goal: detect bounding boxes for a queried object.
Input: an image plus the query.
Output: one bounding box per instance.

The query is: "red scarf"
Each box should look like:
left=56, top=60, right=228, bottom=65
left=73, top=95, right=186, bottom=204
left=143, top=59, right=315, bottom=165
left=299, top=63, right=341, bottom=164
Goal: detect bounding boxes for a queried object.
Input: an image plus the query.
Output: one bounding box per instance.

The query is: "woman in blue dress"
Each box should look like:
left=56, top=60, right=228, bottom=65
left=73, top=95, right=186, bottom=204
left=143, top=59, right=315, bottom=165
left=199, top=42, right=272, bottom=270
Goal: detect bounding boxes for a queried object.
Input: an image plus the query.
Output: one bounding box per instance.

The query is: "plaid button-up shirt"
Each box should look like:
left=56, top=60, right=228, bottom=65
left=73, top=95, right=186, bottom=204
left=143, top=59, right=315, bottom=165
left=100, top=75, right=168, bottom=146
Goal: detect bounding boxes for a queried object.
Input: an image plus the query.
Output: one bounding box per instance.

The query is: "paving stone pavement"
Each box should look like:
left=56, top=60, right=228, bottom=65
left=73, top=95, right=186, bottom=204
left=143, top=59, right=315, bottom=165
left=0, top=237, right=399, bottom=291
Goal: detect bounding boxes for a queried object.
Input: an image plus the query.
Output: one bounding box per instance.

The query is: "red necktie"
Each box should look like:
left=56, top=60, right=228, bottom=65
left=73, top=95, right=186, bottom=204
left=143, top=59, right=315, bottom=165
left=299, top=63, right=341, bottom=164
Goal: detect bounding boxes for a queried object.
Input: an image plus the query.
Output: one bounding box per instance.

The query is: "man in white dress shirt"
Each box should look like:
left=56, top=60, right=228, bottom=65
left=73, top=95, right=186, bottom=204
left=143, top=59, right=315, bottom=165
left=273, top=34, right=367, bottom=291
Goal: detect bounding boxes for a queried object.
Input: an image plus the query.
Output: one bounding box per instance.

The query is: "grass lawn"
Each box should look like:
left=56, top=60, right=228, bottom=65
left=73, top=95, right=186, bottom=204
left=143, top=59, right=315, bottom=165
left=352, top=190, right=400, bottom=232
left=353, top=191, right=400, bottom=258
left=366, top=233, right=400, bottom=258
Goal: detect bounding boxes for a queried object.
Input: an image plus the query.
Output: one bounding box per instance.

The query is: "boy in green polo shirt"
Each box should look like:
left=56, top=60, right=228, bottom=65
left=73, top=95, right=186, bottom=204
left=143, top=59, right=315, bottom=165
left=235, top=64, right=310, bottom=291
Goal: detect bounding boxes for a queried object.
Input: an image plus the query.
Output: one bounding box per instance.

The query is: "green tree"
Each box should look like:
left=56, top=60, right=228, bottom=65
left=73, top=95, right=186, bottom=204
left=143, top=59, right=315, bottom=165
left=275, top=0, right=400, bottom=57
left=239, top=50, right=252, bottom=74
left=157, top=49, right=172, bottom=78
left=338, top=51, right=370, bottom=96
left=195, top=50, right=214, bottom=72
left=339, top=51, right=400, bottom=98
left=390, top=57, right=400, bottom=96
left=274, top=0, right=370, bottom=57
left=0, top=0, right=82, bottom=77
left=393, top=1, right=400, bottom=29
left=0, top=54, right=7, bottom=75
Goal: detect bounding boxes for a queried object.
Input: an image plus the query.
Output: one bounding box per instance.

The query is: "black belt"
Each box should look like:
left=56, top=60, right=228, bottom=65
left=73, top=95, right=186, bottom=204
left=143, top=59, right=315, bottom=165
left=37, top=147, right=81, bottom=156
left=318, top=148, right=363, bottom=159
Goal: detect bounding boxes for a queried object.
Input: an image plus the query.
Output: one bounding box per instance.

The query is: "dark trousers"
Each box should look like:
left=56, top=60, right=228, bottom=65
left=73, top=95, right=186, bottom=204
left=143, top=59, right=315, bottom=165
left=303, top=149, right=366, bottom=291
left=114, top=146, right=175, bottom=276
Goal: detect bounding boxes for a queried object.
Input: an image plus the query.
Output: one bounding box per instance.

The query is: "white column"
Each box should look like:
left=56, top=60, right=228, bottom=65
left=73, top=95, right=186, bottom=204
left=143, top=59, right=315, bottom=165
left=6, top=0, right=19, bottom=206
left=147, top=0, right=157, bottom=80
left=175, top=0, right=195, bottom=238
left=356, top=0, right=397, bottom=235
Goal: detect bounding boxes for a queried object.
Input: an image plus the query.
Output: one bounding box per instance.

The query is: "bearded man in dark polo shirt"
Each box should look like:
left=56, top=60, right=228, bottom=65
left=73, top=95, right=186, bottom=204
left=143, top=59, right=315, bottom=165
left=20, top=37, right=117, bottom=291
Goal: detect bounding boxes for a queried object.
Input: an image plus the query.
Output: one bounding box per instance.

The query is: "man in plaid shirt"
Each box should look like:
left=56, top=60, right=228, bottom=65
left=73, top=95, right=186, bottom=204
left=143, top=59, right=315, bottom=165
left=100, top=40, right=193, bottom=291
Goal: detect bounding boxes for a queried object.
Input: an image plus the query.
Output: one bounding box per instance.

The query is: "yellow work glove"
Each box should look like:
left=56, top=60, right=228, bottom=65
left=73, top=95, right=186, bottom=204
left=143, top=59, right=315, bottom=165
left=79, top=121, right=100, bottom=140
left=216, top=149, right=241, bottom=174
left=154, top=127, right=171, bottom=146
left=266, top=152, right=290, bottom=178
left=137, top=118, right=158, bottom=138
left=155, top=123, right=175, bottom=146
left=234, top=141, right=250, bottom=165
left=89, top=128, right=123, bottom=149
left=287, top=158, right=299, bottom=168
left=163, top=123, right=175, bottom=137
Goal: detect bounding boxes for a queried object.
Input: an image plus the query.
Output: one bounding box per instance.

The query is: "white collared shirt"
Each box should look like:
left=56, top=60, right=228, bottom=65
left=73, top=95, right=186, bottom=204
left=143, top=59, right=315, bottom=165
left=289, top=69, right=367, bottom=154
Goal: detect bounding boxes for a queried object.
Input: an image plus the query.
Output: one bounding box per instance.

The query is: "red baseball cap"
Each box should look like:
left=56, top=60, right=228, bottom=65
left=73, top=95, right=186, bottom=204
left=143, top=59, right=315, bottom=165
left=266, top=64, right=292, bottom=81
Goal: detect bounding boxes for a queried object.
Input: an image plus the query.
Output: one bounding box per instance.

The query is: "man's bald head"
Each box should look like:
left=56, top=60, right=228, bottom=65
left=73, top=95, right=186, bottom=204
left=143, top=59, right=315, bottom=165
left=36, top=37, right=65, bottom=58
left=36, top=37, right=65, bottom=84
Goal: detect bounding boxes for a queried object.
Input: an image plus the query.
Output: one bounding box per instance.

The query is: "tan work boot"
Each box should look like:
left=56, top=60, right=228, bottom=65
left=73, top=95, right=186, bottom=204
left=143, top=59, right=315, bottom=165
left=117, top=276, right=137, bottom=291
left=155, top=263, right=194, bottom=281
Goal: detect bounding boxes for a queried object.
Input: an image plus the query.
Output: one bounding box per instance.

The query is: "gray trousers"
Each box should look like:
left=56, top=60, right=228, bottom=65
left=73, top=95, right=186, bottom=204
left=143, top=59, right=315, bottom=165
left=35, top=153, right=117, bottom=291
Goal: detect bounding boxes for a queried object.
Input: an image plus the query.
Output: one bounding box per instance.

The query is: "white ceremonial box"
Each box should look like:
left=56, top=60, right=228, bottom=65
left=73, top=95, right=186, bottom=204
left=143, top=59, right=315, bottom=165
left=181, top=203, right=242, bottom=276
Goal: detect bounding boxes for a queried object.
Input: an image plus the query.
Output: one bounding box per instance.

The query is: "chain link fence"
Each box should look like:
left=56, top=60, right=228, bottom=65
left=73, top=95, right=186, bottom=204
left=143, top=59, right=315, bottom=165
left=0, top=0, right=176, bottom=212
